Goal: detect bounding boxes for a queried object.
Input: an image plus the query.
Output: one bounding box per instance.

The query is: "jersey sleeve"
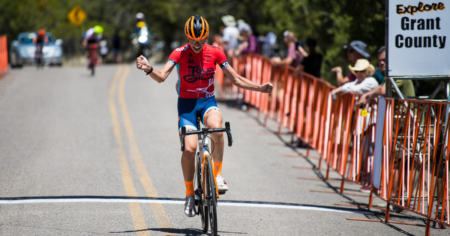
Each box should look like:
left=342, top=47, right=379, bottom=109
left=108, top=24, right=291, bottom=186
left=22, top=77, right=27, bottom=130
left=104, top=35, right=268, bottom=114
left=168, top=49, right=181, bottom=65
left=214, top=48, right=229, bottom=69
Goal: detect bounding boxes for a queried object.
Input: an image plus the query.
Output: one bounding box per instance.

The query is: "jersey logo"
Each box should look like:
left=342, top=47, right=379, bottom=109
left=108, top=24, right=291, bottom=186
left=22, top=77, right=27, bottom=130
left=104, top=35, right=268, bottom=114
left=176, top=45, right=189, bottom=51
left=205, top=55, right=213, bottom=62
left=183, top=66, right=215, bottom=83
left=188, top=58, right=194, bottom=64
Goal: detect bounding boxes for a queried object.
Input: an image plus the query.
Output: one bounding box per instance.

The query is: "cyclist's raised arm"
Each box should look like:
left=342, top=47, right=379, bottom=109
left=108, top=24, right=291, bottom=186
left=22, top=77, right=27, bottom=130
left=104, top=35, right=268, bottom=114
left=136, top=56, right=175, bottom=83
left=222, top=65, right=273, bottom=94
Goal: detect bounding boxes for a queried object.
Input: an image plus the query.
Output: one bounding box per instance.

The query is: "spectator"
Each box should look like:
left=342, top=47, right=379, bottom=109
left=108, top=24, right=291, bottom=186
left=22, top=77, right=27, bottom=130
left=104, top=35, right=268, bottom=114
left=212, top=31, right=224, bottom=50
left=296, top=37, right=323, bottom=78
left=331, top=40, right=382, bottom=86
left=271, top=31, right=302, bottom=67
left=331, top=59, right=378, bottom=95
left=99, top=37, right=109, bottom=64
left=234, top=23, right=261, bottom=55
left=357, top=46, right=415, bottom=105
left=111, top=30, right=121, bottom=63
left=221, top=15, right=240, bottom=59
left=262, top=32, right=277, bottom=58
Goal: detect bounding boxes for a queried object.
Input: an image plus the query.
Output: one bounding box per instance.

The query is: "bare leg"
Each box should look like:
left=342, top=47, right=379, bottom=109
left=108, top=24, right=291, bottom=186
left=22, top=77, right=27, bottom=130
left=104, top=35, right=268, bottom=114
left=181, top=134, right=197, bottom=182
left=204, top=111, right=224, bottom=163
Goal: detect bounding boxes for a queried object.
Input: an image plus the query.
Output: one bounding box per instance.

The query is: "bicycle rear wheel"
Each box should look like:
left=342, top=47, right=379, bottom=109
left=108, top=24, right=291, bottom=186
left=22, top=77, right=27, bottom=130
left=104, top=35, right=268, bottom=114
left=205, top=155, right=217, bottom=236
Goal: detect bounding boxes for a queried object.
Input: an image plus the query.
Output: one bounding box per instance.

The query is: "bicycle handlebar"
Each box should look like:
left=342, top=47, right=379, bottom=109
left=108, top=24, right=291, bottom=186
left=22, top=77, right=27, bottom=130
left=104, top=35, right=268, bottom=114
left=181, top=122, right=233, bottom=151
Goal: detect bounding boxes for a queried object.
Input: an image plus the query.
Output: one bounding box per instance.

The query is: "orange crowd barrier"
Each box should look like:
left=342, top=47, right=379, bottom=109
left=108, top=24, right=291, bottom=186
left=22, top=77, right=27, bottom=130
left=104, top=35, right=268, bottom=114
left=215, top=52, right=449, bottom=235
left=374, top=98, right=449, bottom=234
left=0, top=35, right=8, bottom=78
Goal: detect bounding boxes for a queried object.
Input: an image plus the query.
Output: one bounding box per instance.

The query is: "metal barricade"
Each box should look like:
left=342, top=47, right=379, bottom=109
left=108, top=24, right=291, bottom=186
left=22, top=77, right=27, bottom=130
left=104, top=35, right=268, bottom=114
left=374, top=98, right=449, bottom=234
left=221, top=53, right=449, bottom=235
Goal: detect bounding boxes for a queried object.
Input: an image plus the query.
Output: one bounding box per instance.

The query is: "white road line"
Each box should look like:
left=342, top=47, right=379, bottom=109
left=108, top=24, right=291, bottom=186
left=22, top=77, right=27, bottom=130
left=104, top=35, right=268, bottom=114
left=0, top=198, right=373, bottom=215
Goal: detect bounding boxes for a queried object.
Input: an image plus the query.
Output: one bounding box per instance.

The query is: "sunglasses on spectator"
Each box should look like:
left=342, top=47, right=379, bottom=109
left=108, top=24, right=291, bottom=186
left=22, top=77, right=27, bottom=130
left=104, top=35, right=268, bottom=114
left=354, top=70, right=366, bottom=74
left=189, top=39, right=207, bottom=45
left=348, top=48, right=355, bottom=54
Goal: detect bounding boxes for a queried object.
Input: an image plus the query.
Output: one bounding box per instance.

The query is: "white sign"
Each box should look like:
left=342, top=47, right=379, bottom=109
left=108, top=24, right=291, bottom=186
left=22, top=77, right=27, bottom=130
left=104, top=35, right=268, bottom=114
left=388, top=1, right=450, bottom=76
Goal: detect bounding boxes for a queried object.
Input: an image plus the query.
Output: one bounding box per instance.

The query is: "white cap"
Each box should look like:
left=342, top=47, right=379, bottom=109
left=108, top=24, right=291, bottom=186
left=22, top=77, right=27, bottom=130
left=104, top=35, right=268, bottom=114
left=222, top=15, right=236, bottom=27
left=238, top=22, right=252, bottom=34
left=237, top=19, right=245, bottom=26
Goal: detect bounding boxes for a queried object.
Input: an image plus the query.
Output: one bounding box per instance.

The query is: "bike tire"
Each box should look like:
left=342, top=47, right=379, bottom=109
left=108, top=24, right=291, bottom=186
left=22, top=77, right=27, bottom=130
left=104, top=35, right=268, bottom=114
left=205, top=156, right=218, bottom=236
left=91, top=65, right=95, bottom=76
left=196, top=154, right=208, bottom=233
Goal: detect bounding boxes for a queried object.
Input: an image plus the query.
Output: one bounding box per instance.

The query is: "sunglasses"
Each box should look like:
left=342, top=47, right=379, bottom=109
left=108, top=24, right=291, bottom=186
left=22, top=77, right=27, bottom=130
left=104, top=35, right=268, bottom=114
left=189, top=39, right=207, bottom=45
left=354, top=70, right=366, bottom=74
left=348, top=48, right=355, bottom=54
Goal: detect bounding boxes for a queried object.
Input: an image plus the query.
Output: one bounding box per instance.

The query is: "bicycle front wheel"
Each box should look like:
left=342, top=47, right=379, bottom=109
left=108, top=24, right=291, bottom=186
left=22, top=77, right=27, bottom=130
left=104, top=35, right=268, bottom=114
left=205, top=155, right=217, bottom=236
left=196, top=153, right=208, bottom=233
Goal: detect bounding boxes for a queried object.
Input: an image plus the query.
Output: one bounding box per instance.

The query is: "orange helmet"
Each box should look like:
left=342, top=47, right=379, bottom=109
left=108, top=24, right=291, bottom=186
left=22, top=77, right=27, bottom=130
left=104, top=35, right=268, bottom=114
left=37, top=29, right=46, bottom=37
left=184, top=15, right=209, bottom=41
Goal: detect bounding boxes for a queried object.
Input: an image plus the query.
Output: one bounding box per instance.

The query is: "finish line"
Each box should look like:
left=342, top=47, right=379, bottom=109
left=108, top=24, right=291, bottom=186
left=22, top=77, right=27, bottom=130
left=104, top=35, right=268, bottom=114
left=0, top=197, right=374, bottom=215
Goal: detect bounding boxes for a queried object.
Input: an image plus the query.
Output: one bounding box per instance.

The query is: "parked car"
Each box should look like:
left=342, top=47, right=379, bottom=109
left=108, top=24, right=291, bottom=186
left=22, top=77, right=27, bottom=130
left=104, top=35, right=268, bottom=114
left=10, top=32, right=63, bottom=68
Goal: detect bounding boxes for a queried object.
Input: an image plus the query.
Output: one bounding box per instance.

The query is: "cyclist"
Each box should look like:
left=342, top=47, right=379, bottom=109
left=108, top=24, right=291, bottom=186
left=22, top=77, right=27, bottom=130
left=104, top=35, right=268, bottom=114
left=32, top=29, right=49, bottom=62
left=136, top=14, right=273, bottom=217
left=82, top=25, right=103, bottom=68
left=134, top=13, right=147, bottom=33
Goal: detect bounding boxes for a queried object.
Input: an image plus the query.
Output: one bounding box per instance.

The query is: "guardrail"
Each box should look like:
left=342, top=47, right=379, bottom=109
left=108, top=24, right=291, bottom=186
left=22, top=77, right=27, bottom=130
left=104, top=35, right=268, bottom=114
left=0, top=35, right=8, bottom=78
left=217, top=52, right=449, bottom=235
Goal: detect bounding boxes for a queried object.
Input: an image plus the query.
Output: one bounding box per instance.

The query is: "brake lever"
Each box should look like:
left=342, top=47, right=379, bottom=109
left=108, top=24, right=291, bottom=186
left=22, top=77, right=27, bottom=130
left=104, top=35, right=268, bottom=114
left=225, top=122, right=233, bottom=147
left=181, top=126, right=186, bottom=151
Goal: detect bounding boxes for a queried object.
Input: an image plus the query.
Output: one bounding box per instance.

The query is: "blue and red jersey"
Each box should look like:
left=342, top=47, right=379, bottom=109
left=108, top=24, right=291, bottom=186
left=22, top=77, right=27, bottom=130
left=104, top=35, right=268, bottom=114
left=168, top=44, right=229, bottom=99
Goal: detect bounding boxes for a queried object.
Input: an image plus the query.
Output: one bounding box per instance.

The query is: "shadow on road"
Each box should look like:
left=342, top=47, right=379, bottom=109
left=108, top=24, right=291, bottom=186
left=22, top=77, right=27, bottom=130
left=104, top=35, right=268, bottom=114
left=110, top=227, right=247, bottom=235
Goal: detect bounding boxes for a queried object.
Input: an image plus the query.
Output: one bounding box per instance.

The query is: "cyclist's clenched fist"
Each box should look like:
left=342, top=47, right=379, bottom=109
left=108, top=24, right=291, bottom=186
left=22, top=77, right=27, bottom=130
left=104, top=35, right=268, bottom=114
left=260, top=83, right=273, bottom=94
left=136, top=55, right=151, bottom=71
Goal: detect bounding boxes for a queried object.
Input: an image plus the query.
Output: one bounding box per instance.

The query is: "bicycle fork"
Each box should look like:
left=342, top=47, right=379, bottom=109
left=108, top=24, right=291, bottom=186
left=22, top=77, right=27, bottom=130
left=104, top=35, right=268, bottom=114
left=199, top=136, right=219, bottom=202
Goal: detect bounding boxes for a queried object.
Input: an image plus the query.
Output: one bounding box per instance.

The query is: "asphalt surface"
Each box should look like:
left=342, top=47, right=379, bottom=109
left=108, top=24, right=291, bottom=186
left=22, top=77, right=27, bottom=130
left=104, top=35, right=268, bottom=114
left=0, top=64, right=447, bottom=235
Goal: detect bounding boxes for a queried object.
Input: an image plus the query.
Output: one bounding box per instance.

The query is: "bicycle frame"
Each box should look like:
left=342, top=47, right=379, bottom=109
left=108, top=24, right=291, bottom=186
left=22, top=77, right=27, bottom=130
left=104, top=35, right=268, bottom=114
left=197, top=133, right=219, bottom=199
left=181, top=122, right=233, bottom=197
left=180, top=119, right=232, bottom=236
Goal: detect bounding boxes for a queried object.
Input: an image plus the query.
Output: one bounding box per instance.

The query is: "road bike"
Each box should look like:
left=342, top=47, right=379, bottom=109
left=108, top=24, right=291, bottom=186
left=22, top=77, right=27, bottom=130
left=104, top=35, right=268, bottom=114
left=180, top=117, right=233, bottom=236
left=88, top=43, right=98, bottom=76
left=35, top=44, right=44, bottom=69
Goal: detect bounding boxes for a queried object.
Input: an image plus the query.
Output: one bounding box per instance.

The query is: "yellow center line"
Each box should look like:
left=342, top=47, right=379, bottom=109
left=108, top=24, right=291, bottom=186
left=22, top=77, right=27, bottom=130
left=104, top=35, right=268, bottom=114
left=118, top=65, right=174, bottom=232
left=109, top=65, right=150, bottom=236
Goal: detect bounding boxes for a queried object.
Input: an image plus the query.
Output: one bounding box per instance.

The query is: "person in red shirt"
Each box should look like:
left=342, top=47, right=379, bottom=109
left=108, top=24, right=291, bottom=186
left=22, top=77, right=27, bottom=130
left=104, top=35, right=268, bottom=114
left=136, top=14, right=273, bottom=217
left=32, top=29, right=49, bottom=63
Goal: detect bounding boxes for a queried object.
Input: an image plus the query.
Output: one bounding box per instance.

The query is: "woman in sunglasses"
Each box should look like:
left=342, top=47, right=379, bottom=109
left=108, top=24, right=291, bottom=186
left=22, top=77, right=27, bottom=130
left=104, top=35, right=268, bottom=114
left=330, top=59, right=378, bottom=95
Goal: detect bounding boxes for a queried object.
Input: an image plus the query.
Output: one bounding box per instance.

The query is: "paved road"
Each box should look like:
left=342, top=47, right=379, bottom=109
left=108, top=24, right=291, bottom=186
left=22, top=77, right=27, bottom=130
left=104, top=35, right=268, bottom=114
left=0, top=64, right=447, bottom=235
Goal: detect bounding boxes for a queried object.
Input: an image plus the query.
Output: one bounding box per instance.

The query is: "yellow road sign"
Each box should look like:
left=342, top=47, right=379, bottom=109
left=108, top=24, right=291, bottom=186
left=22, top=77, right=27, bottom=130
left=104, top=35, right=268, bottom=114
left=67, top=6, right=87, bottom=26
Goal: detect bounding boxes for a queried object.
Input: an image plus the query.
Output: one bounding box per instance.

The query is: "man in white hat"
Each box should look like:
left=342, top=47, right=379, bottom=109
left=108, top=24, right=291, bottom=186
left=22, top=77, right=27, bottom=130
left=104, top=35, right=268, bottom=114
left=221, top=15, right=240, bottom=58
left=331, top=59, right=378, bottom=95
